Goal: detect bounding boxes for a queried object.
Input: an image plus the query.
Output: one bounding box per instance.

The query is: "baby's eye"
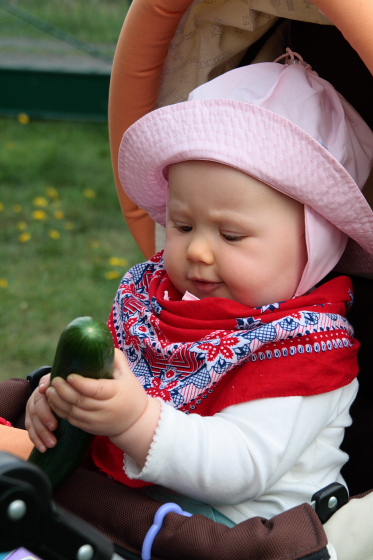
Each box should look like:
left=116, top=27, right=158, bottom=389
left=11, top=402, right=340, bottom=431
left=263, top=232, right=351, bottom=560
left=175, top=224, right=192, bottom=233
left=221, top=232, right=245, bottom=242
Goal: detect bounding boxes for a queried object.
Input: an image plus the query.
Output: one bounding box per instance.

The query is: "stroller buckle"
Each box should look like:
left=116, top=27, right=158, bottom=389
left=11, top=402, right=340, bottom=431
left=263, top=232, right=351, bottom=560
left=311, top=482, right=349, bottom=523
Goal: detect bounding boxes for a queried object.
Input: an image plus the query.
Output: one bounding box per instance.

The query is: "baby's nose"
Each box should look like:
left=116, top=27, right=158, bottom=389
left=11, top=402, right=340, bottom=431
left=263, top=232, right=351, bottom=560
left=186, top=235, right=214, bottom=265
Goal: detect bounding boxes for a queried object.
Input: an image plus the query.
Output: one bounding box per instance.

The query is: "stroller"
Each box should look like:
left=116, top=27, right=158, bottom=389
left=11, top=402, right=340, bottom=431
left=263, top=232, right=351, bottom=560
left=1, top=0, right=373, bottom=558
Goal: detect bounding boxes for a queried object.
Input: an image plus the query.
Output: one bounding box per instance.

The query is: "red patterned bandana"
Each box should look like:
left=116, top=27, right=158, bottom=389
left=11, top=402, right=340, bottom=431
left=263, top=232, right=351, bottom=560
left=91, top=252, right=359, bottom=486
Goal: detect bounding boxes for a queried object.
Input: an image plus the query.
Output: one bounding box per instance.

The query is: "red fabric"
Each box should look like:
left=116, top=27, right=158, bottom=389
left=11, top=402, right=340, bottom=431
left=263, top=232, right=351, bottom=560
left=151, top=275, right=358, bottom=407
left=91, top=260, right=359, bottom=487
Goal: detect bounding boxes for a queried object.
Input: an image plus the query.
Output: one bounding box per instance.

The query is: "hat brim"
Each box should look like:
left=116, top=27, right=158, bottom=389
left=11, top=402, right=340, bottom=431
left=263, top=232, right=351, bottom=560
left=119, top=99, right=373, bottom=274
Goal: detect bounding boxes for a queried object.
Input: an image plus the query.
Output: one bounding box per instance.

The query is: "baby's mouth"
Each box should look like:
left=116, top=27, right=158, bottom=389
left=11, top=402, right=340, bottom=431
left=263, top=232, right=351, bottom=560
left=191, top=278, right=223, bottom=294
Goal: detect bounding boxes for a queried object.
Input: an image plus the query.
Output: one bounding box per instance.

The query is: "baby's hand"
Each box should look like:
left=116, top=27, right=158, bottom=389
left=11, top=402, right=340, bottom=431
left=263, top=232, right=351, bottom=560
left=25, top=373, right=59, bottom=452
left=45, top=348, right=148, bottom=440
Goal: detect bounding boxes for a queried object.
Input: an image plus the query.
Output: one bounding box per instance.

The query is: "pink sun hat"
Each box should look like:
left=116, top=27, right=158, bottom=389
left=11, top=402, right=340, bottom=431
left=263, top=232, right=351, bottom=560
left=118, top=49, right=373, bottom=293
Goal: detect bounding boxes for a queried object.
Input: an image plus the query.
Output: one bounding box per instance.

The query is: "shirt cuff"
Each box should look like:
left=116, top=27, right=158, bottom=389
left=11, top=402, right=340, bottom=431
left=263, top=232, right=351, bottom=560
left=125, top=398, right=168, bottom=481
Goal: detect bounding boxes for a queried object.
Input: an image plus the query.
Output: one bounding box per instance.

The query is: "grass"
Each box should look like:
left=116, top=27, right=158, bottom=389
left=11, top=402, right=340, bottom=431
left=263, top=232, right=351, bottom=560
left=0, top=0, right=141, bottom=380
left=0, top=0, right=130, bottom=43
left=0, top=116, right=143, bottom=380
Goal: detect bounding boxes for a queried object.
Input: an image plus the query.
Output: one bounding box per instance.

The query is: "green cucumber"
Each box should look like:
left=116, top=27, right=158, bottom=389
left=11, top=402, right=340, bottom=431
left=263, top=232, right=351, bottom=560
left=28, top=316, right=114, bottom=489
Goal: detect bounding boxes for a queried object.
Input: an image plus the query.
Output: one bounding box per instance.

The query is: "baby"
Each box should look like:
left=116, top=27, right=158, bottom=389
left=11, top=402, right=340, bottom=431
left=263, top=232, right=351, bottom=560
left=26, top=50, right=373, bottom=526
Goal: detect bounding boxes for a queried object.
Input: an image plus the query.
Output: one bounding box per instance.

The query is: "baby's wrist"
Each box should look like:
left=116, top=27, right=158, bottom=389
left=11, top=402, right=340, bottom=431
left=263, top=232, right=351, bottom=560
left=110, top=397, right=161, bottom=467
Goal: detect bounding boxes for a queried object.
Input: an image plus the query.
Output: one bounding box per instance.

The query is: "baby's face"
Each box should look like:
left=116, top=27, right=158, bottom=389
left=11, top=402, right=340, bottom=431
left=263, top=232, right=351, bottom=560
left=164, top=160, right=307, bottom=308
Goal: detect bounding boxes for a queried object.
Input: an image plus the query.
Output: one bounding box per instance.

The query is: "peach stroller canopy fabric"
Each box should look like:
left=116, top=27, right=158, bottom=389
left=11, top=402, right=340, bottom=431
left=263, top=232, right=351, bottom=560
left=0, top=424, right=33, bottom=460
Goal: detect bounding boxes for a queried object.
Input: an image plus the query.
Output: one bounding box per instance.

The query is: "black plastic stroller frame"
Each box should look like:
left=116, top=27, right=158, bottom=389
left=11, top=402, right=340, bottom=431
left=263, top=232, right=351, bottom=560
left=0, top=452, right=115, bottom=560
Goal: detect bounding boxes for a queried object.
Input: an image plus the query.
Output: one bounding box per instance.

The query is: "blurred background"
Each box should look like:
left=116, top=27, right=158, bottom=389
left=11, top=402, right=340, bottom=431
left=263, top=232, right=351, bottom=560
left=0, top=0, right=143, bottom=380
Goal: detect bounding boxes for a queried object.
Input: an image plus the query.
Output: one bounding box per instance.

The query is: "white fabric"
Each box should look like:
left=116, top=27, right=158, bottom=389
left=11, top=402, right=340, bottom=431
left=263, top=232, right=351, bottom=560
left=126, top=379, right=358, bottom=523
left=327, top=543, right=339, bottom=560
left=324, top=491, right=373, bottom=560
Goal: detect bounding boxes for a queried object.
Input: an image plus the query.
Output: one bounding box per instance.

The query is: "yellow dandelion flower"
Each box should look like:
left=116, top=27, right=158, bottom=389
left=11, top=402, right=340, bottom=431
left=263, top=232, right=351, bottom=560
left=0, top=278, right=8, bottom=288
left=6, top=142, right=15, bottom=150
left=13, top=204, right=23, bottom=213
left=33, top=210, right=47, bottom=220
left=33, top=196, right=49, bottom=207
left=19, top=232, right=31, bottom=243
left=105, top=270, right=120, bottom=280
left=46, top=187, right=59, bottom=199
left=64, top=222, right=75, bottom=230
left=18, top=113, right=30, bottom=125
left=83, top=188, right=96, bottom=199
left=109, top=257, right=128, bottom=267
left=0, top=202, right=4, bottom=211
left=54, top=210, right=65, bottom=220
left=49, top=229, right=61, bottom=239
left=17, top=221, right=28, bottom=231
left=91, top=240, right=100, bottom=249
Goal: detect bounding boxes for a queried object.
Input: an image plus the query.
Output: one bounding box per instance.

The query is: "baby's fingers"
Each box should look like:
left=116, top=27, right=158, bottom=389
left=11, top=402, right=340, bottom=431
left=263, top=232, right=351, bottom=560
left=25, top=390, right=58, bottom=452
left=26, top=388, right=58, bottom=432
left=46, top=385, right=87, bottom=425
left=38, top=373, right=51, bottom=394
left=27, top=414, right=57, bottom=453
left=64, top=374, right=117, bottom=401
left=46, top=377, right=85, bottom=412
left=47, top=376, right=114, bottom=416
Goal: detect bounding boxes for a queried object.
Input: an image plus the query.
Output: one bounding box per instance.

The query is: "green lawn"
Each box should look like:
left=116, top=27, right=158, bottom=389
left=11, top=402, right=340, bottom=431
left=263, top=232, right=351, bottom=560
left=0, top=0, right=130, bottom=45
left=0, top=117, right=143, bottom=380
left=0, top=0, right=141, bottom=380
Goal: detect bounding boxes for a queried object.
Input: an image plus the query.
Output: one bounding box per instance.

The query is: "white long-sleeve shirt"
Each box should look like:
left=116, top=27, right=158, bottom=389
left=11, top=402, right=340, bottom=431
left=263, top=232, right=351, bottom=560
left=126, top=379, right=358, bottom=524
